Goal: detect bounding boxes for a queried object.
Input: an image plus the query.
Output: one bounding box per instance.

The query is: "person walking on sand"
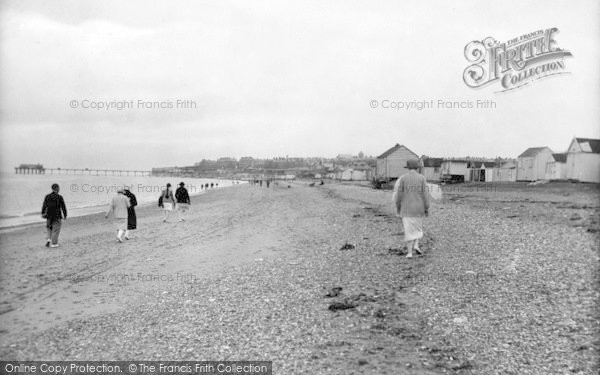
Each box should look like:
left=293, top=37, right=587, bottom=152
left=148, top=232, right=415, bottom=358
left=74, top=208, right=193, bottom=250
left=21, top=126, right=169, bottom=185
left=105, top=187, right=130, bottom=243
left=175, top=182, right=190, bottom=222
left=161, top=183, right=176, bottom=222
left=123, top=186, right=137, bottom=239
left=41, top=183, right=67, bottom=248
left=392, top=158, right=430, bottom=258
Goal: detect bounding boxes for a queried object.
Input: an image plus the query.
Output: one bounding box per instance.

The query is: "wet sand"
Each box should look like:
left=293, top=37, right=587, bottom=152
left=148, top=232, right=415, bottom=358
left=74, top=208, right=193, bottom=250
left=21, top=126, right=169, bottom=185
left=0, top=184, right=286, bottom=340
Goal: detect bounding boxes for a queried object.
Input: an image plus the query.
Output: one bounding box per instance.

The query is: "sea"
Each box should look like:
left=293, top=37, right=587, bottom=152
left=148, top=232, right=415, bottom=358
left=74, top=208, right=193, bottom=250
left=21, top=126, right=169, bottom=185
left=0, top=172, right=241, bottom=229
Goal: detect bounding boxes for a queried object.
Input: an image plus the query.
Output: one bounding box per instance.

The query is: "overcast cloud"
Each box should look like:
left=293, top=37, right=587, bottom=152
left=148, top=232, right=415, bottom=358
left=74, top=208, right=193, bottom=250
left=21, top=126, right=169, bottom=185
left=1, top=0, right=598, bottom=170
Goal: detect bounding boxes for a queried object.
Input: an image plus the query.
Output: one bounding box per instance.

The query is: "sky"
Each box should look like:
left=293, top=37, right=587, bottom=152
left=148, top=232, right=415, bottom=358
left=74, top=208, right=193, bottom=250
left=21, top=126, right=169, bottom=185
left=0, top=0, right=598, bottom=171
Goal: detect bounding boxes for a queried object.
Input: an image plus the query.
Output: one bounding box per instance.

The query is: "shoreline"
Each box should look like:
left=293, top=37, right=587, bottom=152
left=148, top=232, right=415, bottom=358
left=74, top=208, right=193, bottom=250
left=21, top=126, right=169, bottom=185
left=0, top=183, right=241, bottom=232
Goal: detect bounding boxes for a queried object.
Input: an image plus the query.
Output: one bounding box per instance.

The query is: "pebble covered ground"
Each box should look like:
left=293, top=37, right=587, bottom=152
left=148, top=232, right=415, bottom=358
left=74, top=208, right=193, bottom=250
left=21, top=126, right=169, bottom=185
left=1, top=181, right=598, bottom=374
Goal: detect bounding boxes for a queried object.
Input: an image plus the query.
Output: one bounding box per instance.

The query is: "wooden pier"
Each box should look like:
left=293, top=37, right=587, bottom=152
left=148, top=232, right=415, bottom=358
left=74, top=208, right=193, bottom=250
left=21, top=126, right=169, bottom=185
left=15, top=164, right=151, bottom=177
left=15, top=164, right=45, bottom=174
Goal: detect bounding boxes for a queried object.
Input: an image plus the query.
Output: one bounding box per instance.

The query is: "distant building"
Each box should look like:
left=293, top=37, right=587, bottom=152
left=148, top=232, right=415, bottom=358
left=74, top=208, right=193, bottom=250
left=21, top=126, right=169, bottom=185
left=238, top=157, right=255, bottom=169
left=566, top=137, right=600, bottom=183
left=350, top=160, right=371, bottom=170
left=338, top=168, right=369, bottom=181
left=376, top=144, right=419, bottom=179
left=152, top=166, right=185, bottom=176
left=195, top=159, right=218, bottom=171
left=262, top=157, right=306, bottom=170
left=495, top=160, right=517, bottom=182
left=216, top=157, right=238, bottom=169
left=545, top=153, right=568, bottom=180
left=468, top=161, right=488, bottom=182
left=469, top=160, right=507, bottom=182
left=322, top=162, right=334, bottom=171
left=517, top=147, right=553, bottom=181
left=419, top=157, right=443, bottom=181
left=440, top=159, right=470, bottom=182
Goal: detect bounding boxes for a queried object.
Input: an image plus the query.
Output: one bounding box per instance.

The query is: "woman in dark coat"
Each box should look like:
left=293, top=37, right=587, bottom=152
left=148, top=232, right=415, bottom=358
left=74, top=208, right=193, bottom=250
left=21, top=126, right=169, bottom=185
left=123, top=186, right=137, bottom=239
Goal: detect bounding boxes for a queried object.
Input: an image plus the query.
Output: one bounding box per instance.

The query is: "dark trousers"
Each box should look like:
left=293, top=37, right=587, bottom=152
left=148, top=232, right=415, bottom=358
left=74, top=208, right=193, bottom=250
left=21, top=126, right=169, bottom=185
left=46, top=218, right=62, bottom=245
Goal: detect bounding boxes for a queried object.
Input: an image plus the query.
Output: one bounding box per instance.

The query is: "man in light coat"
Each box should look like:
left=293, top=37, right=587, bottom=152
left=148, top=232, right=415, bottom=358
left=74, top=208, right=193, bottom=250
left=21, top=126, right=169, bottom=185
left=105, top=187, right=131, bottom=242
left=392, top=158, right=430, bottom=258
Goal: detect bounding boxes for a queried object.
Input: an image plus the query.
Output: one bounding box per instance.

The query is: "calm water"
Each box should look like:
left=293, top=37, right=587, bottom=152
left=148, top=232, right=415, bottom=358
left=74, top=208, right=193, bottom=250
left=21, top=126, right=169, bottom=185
left=0, top=172, right=241, bottom=228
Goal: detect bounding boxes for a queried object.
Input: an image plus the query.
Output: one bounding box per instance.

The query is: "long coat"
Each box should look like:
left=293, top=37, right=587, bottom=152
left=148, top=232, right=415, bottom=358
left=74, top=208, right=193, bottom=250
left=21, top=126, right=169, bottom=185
left=392, top=170, right=430, bottom=217
left=175, top=187, right=190, bottom=204
left=123, top=190, right=137, bottom=229
left=42, top=192, right=67, bottom=220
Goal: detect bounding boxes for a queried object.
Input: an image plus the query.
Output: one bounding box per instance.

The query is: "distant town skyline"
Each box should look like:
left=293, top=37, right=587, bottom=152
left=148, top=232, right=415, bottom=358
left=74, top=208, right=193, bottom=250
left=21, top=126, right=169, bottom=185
left=9, top=151, right=534, bottom=173
left=1, top=0, right=598, bottom=172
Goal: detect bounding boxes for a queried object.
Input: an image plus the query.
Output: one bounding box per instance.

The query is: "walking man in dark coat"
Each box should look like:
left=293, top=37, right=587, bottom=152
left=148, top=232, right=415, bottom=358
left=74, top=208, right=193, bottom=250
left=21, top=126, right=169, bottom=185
left=175, top=182, right=191, bottom=222
left=41, top=183, right=67, bottom=248
left=123, top=186, right=137, bottom=239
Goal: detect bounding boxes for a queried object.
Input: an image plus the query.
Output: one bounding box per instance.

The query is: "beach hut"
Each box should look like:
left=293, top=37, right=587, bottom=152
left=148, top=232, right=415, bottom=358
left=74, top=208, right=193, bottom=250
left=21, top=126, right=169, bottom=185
left=420, top=157, right=443, bottom=181
left=440, top=159, right=470, bottom=182
left=495, top=160, right=517, bottom=182
left=340, top=168, right=368, bottom=181
left=545, top=153, right=568, bottom=180
left=517, top=147, right=553, bottom=181
left=484, top=162, right=498, bottom=182
left=565, top=137, right=600, bottom=183
left=468, top=161, right=488, bottom=182
left=340, top=169, right=353, bottom=180
left=376, top=143, right=419, bottom=179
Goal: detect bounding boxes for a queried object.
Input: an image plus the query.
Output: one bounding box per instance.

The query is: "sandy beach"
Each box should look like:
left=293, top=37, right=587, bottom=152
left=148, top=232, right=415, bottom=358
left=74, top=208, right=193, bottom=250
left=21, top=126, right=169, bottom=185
left=0, top=181, right=598, bottom=374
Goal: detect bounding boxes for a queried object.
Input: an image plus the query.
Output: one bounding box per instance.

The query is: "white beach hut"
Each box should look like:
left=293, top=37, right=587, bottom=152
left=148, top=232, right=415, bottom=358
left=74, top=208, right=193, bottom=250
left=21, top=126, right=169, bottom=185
left=545, top=153, right=568, bottom=180
left=565, top=138, right=600, bottom=183
left=517, top=147, right=553, bottom=181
